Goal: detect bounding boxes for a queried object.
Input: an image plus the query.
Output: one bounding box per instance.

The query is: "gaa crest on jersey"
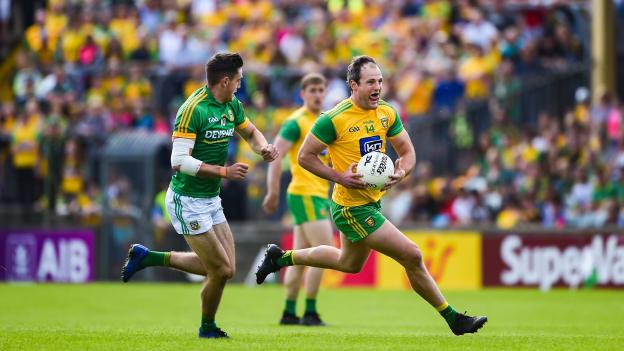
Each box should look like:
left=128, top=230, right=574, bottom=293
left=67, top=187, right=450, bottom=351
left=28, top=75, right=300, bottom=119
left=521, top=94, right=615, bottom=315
left=380, top=117, right=389, bottom=129
left=220, top=114, right=227, bottom=126
left=189, top=220, right=200, bottom=231
left=364, top=216, right=376, bottom=227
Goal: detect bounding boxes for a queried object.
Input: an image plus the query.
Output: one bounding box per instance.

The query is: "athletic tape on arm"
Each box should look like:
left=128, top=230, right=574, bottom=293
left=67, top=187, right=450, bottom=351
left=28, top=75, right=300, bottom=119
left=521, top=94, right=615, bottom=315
left=171, top=137, right=202, bottom=176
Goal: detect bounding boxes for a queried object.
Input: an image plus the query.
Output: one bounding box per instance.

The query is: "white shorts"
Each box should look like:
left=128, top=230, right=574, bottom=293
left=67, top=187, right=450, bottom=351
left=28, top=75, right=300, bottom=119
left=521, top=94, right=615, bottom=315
left=165, top=187, right=227, bottom=235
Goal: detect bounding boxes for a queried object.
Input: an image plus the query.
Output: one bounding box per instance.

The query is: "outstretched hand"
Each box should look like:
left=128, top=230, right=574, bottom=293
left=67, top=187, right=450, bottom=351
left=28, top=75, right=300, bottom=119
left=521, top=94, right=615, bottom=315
left=261, top=144, right=278, bottom=162
left=262, top=192, right=278, bottom=214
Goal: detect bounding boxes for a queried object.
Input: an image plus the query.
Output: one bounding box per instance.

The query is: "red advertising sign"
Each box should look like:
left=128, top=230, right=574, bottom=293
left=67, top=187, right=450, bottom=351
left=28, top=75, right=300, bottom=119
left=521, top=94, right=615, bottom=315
left=482, top=233, right=624, bottom=289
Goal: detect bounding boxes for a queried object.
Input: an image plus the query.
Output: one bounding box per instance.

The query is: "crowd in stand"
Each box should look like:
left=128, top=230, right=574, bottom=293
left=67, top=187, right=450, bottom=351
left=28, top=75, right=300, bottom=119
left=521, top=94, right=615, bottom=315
left=384, top=88, right=624, bottom=229
left=0, top=0, right=593, bottom=228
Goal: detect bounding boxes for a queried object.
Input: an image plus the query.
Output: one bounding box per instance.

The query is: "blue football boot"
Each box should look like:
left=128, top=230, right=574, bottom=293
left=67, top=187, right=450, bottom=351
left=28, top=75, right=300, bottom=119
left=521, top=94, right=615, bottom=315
left=121, top=244, right=149, bottom=282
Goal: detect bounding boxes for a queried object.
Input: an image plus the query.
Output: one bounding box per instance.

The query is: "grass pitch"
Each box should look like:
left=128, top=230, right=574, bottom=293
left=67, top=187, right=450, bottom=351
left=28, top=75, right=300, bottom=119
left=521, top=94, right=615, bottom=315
left=1, top=283, right=622, bottom=350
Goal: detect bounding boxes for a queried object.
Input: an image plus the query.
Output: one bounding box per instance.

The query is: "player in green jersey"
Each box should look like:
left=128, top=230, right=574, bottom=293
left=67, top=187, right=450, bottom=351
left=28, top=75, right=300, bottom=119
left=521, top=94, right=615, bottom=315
left=121, top=53, right=278, bottom=339
left=262, top=73, right=333, bottom=326
left=256, top=56, right=487, bottom=336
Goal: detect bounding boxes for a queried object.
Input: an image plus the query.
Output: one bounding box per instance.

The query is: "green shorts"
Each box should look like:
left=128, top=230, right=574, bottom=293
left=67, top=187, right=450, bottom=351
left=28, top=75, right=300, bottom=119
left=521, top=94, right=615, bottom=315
left=330, top=200, right=386, bottom=243
left=287, top=193, right=330, bottom=225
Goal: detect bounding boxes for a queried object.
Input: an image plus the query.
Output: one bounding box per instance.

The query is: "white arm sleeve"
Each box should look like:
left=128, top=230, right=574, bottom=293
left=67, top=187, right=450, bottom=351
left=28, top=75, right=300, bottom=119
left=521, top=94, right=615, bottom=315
left=171, top=138, right=203, bottom=176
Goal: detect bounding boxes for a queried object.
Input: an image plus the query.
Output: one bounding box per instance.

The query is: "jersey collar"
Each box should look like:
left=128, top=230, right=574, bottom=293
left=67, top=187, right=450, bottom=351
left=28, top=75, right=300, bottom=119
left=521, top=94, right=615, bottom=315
left=203, top=85, right=235, bottom=106
left=203, top=85, right=216, bottom=103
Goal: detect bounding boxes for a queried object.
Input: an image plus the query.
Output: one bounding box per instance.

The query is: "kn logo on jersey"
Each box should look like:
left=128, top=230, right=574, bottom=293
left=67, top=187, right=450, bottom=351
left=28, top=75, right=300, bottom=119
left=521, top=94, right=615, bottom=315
left=359, top=136, right=382, bottom=156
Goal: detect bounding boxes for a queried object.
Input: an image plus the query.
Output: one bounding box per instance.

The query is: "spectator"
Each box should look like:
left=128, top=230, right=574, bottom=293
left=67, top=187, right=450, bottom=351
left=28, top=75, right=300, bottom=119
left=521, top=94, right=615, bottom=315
left=10, top=100, right=42, bottom=218
left=1, top=0, right=590, bottom=226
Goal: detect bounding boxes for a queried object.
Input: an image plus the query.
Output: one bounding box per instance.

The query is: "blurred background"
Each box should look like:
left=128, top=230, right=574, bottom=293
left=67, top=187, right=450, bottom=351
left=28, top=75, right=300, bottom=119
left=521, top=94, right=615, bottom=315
left=0, top=0, right=622, bottom=290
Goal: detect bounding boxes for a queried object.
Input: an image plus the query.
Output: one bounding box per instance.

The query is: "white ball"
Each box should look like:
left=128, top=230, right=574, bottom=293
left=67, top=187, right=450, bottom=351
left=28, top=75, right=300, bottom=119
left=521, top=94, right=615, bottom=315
left=356, top=151, right=394, bottom=189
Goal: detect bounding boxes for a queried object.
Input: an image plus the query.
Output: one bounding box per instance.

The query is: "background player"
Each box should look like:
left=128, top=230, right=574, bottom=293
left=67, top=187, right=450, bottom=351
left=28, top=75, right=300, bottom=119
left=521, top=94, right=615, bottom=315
left=121, top=52, right=278, bottom=339
left=256, top=55, right=487, bottom=336
left=262, top=73, right=333, bottom=326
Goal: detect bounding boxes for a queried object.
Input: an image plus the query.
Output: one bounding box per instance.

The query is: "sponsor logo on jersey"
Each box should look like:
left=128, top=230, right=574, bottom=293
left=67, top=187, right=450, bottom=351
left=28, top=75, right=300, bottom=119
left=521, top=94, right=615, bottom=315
left=380, top=117, right=389, bottom=129
left=349, top=125, right=360, bottom=133
left=358, top=135, right=382, bottom=156
left=205, top=128, right=234, bottom=139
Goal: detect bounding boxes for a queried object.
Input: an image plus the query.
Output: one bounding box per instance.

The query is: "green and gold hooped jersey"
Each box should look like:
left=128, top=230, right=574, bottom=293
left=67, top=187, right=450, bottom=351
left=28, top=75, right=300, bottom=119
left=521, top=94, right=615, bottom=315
left=310, top=98, right=404, bottom=207
left=278, top=107, right=330, bottom=198
left=170, top=86, right=250, bottom=198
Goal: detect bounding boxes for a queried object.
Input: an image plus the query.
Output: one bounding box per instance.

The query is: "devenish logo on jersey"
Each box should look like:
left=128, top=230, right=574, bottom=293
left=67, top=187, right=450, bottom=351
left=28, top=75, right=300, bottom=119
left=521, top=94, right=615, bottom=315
left=205, top=129, right=234, bottom=139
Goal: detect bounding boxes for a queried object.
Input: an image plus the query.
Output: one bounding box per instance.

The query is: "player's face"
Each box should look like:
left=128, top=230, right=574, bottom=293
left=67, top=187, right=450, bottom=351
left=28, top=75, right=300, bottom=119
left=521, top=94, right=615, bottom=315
left=301, top=83, right=327, bottom=113
left=352, top=63, right=383, bottom=110
left=223, top=68, right=243, bottom=102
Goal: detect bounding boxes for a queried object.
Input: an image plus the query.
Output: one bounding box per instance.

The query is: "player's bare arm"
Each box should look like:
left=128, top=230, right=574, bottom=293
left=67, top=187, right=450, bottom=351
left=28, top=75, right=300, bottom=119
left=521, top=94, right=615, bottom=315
left=298, top=133, right=367, bottom=189
left=236, top=121, right=278, bottom=162
left=262, top=136, right=292, bottom=214
left=382, top=130, right=416, bottom=191
left=171, top=137, right=248, bottom=180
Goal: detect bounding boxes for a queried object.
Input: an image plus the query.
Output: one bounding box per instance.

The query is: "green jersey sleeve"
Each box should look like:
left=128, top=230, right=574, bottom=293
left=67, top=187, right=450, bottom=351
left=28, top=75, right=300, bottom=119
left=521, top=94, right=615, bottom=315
left=234, top=100, right=250, bottom=128
left=278, top=119, right=300, bottom=142
left=387, top=109, right=404, bottom=137
left=172, top=98, right=202, bottom=138
left=310, top=114, right=337, bottom=145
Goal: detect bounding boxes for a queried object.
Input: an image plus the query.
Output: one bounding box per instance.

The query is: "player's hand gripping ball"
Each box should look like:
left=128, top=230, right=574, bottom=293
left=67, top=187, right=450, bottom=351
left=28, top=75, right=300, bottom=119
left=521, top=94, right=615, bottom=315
left=356, top=151, right=394, bottom=189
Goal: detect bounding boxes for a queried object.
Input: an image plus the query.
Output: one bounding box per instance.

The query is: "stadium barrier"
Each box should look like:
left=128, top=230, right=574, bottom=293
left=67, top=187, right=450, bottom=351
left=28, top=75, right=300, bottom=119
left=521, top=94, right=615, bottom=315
left=2, top=223, right=622, bottom=291
left=279, top=230, right=623, bottom=290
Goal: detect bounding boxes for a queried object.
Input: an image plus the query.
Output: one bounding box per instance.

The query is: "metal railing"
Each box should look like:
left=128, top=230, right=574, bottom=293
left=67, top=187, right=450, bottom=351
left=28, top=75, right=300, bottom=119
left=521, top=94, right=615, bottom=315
left=409, top=64, right=589, bottom=175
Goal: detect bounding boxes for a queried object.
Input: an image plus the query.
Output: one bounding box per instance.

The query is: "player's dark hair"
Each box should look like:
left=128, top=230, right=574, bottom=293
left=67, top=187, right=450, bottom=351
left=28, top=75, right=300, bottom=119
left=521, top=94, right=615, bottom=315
left=205, top=52, right=244, bottom=86
left=346, top=55, right=377, bottom=89
left=300, top=73, right=327, bottom=90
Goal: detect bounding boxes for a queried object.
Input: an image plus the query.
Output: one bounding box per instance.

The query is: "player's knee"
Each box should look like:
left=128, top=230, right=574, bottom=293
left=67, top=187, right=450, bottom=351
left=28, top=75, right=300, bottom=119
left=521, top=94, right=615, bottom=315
left=207, top=265, right=234, bottom=281
left=342, top=261, right=363, bottom=274
left=401, top=244, right=423, bottom=269
left=219, top=266, right=235, bottom=280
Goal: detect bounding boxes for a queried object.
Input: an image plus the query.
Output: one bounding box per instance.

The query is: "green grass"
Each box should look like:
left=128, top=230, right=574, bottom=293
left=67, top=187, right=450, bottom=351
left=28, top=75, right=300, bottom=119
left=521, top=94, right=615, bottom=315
left=1, top=283, right=622, bottom=350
